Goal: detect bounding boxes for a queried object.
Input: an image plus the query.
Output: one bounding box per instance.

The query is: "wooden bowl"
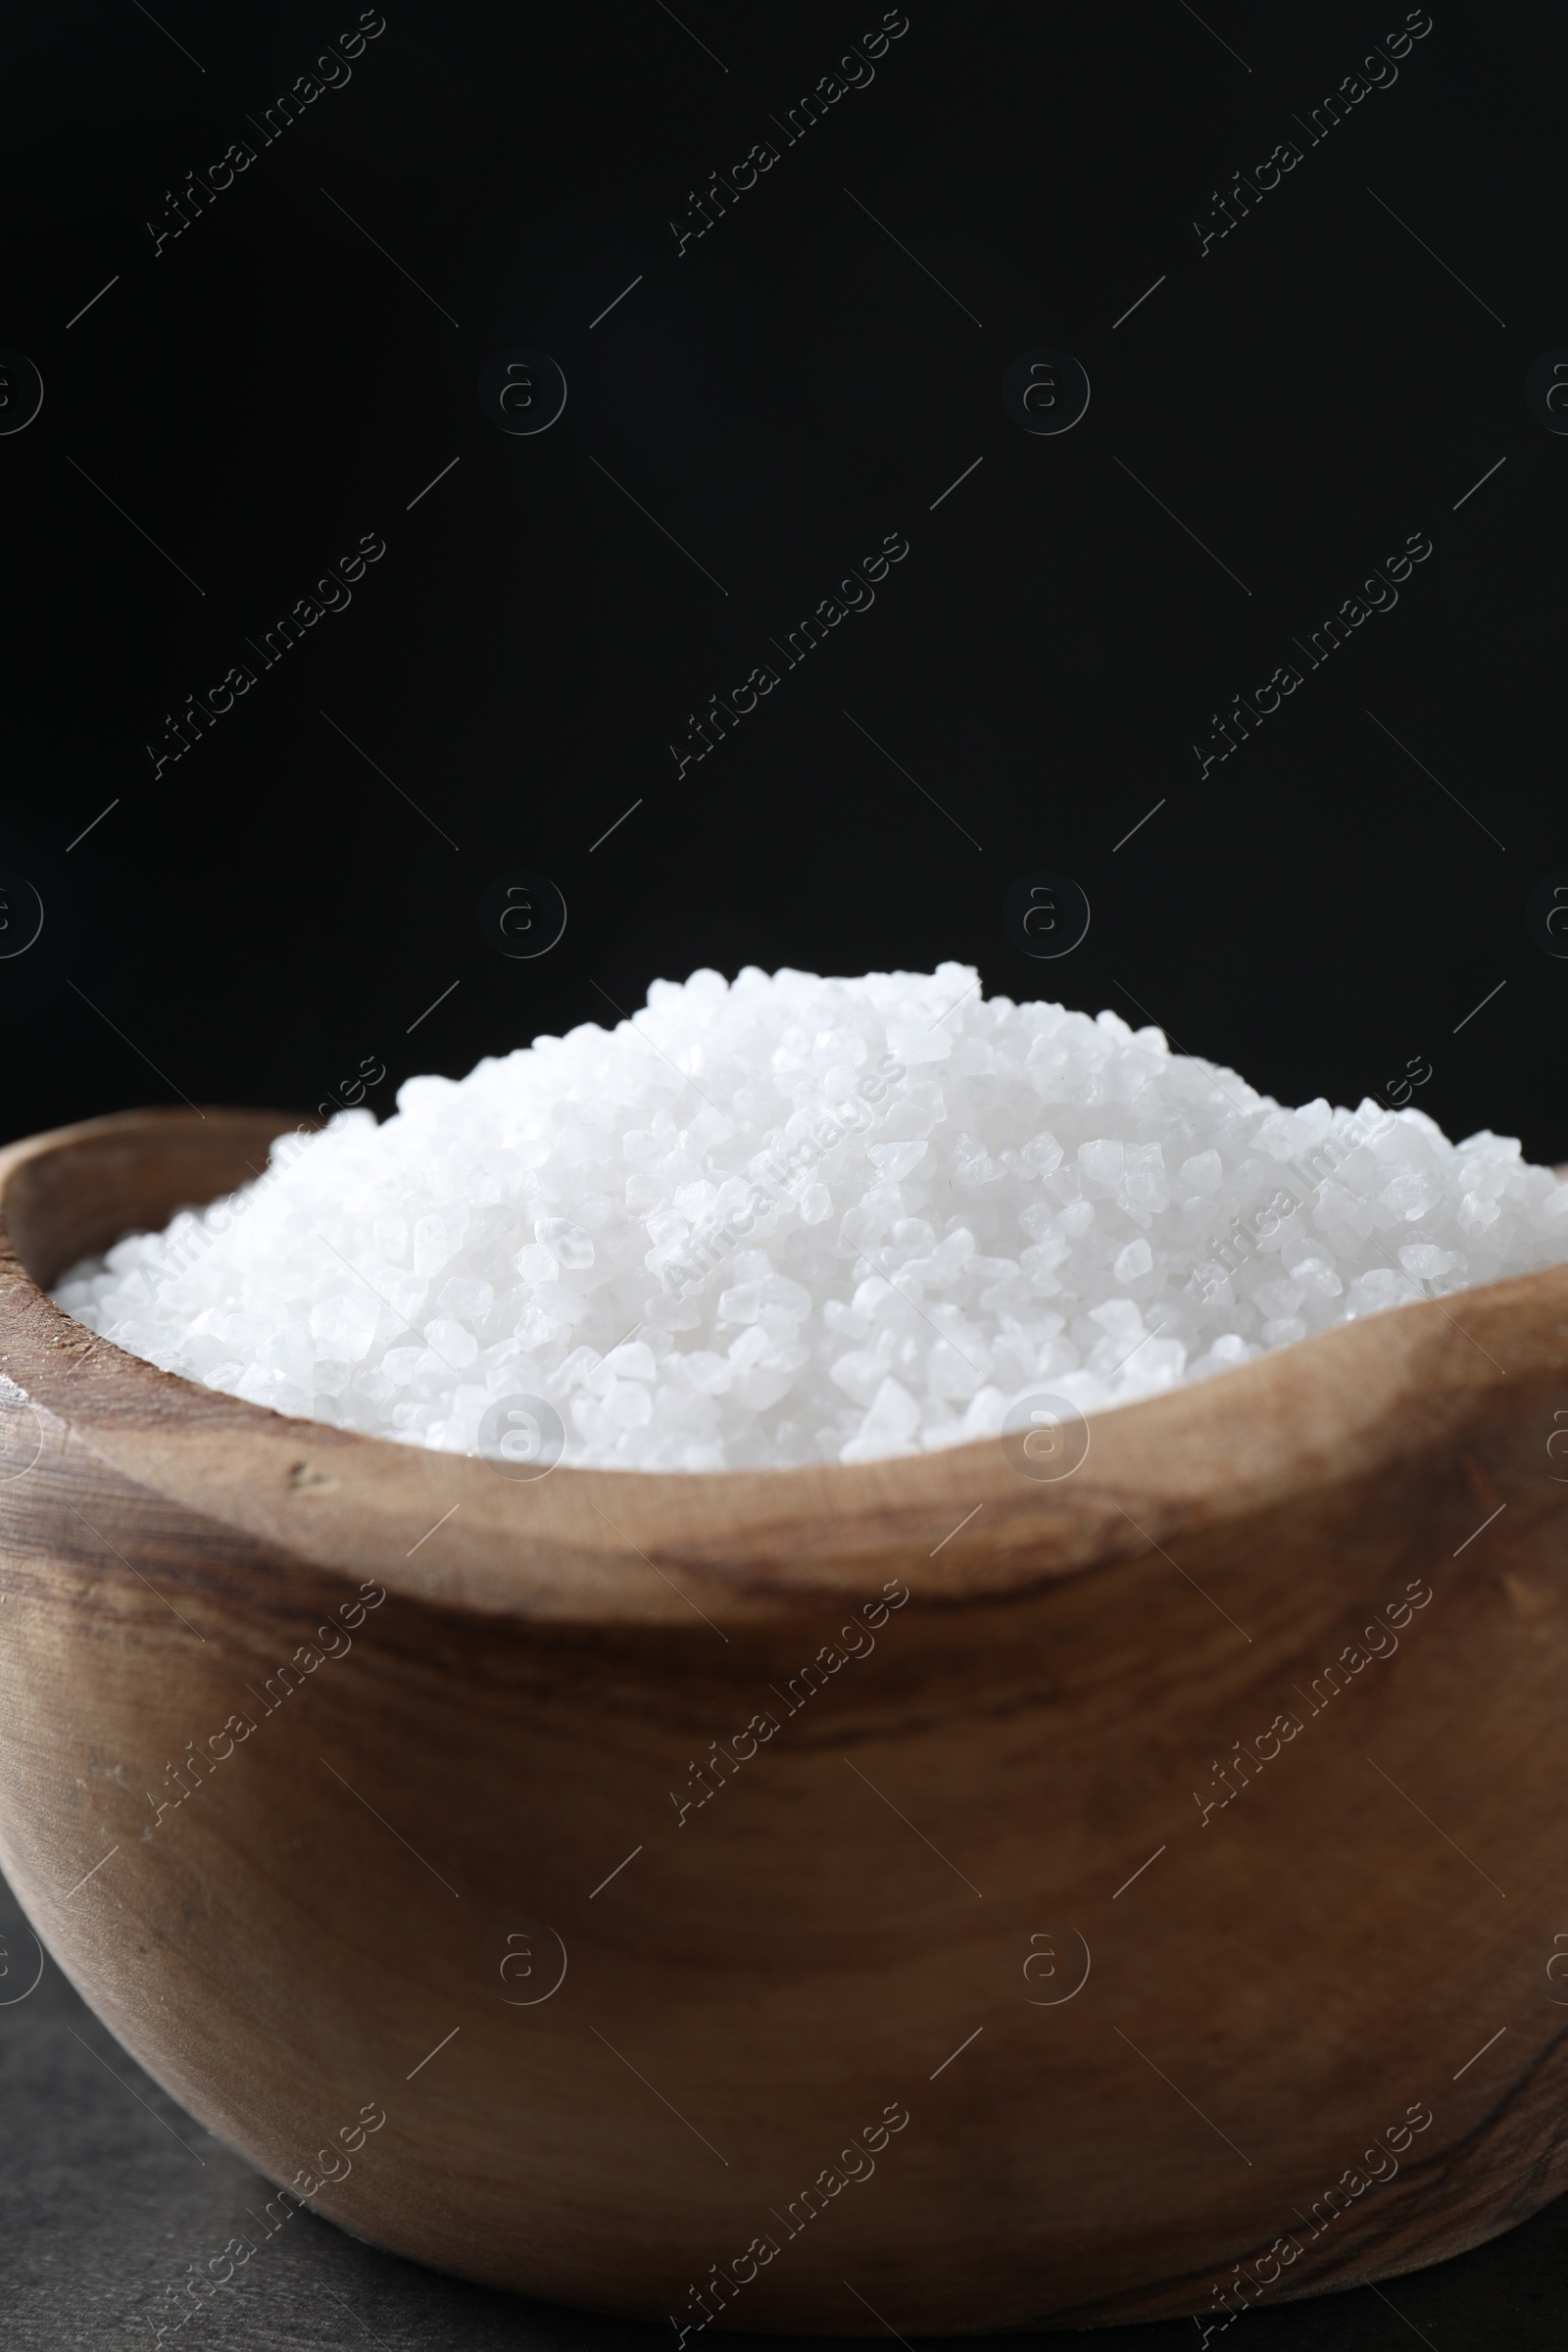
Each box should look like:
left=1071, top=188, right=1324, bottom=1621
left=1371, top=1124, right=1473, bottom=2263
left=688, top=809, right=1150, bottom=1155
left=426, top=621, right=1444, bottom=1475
left=3, top=1106, right=1568, bottom=2335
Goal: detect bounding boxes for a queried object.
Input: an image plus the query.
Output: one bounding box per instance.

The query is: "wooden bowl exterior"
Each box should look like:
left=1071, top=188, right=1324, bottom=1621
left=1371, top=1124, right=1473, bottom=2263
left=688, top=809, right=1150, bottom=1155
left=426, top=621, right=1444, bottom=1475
left=2, top=1107, right=1568, bottom=2334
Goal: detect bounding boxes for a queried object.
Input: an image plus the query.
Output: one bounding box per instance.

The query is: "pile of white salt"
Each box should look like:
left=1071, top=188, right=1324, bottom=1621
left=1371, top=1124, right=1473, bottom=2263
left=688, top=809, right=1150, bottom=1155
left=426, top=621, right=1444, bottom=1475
left=55, top=965, right=1568, bottom=1470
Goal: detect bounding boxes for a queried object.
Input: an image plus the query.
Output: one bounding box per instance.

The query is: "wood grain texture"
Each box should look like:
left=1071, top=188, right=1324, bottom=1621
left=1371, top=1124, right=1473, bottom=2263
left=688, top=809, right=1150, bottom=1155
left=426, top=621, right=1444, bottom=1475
left=2, top=1106, right=1568, bottom=2333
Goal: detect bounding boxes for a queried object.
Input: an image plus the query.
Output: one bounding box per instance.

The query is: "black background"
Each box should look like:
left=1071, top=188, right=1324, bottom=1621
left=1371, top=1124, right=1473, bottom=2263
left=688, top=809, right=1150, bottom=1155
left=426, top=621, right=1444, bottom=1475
left=3, top=1, right=1566, bottom=2344
left=2, top=1, right=1560, bottom=1156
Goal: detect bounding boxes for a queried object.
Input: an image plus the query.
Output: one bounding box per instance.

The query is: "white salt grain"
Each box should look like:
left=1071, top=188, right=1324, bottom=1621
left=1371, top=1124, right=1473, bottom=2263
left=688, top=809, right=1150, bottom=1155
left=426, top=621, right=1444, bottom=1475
left=53, top=966, right=1568, bottom=1472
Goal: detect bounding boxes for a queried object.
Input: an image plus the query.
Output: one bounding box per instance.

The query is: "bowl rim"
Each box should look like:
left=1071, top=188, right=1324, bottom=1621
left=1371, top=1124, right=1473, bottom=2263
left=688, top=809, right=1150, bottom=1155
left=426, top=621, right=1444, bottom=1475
left=2, top=1104, right=1560, bottom=1628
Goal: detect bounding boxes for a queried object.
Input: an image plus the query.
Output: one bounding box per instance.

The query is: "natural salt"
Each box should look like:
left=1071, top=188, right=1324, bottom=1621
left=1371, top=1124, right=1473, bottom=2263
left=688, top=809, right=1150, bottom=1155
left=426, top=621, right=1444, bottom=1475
left=54, top=965, right=1568, bottom=1471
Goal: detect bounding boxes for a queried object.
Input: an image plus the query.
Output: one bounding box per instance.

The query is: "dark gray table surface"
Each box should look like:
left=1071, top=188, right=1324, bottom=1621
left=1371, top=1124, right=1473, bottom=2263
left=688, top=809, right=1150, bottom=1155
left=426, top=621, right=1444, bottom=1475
left=2, top=1870, right=1559, bottom=2351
